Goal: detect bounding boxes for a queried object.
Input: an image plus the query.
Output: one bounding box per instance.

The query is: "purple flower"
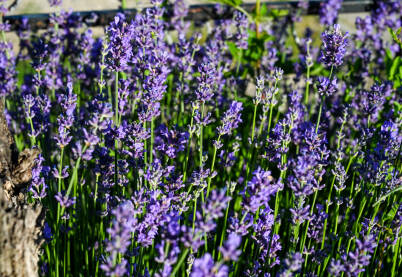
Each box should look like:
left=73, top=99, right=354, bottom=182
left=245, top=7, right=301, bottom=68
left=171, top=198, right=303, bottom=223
left=122, top=122, right=149, bottom=159
left=30, top=177, right=47, bottom=199
left=234, top=11, right=249, bottom=49
left=105, top=14, right=133, bottom=72
left=101, top=200, right=136, bottom=277
left=31, top=39, right=49, bottom=71
left=191, top=253, right=228, bottom=277
left=155, top=241, right=180, bottom=277
left=196, top=63, right=217, bottom=103
left=307, top=204, right=328, bottom=242
left=43, top=222, right=53, bottom=242
left=48, top=0, right=62, bottom=7
left=355, top=16, right=374, bottom=42
left=203, top=190, right=231, bottom=221
left=55, top=191, right=76, bottom=208
left=262, top=41, right=279, bottom=72
left=22, top=92, right=51, bottom=139
left=319, top=0, right=343, bottom=26
left=360, top=83, right=386, bottom=122
left=0, top=42, right=16, bottom=97
left=320, top=24, right=349, bottom=67
left=52, top=166, right=69, bottom=179
left=316, top=76, right=338, bottom=97
left=331, top=235, right=377, bottom=276
left=279, top=252, right=303, bottom=276
left=219, top=232, right=241, bottom=261
left=242, top=168, right=279, bottom=213
left=0, top=0, right=10, bottom=20
left=290, top=203, right=310, bottom=225
left=346, top=235, right=377, bottom=275
left=145, top=158, right=175, bottom=189
left=100, top=257, right=128, bottom=277
left=155, top=124, right=189, bottom=158
left=29, top=153, right=48, bottom=199
left=217, top=101, right=243, bottom=136
left=83, top=128, right=100, bottom=146
left=229, top=214, right=253, bottom=236
left=329, top=259, right=346, bottom=276
left=105, top=201, right=135, bottom=254
left=252, top=208, right=282, bottom=267
left=291, top=125, right=328, bottom=193
left=171, top=0, right=190, bottom=35
left=54, top=82, right=77, bottom=148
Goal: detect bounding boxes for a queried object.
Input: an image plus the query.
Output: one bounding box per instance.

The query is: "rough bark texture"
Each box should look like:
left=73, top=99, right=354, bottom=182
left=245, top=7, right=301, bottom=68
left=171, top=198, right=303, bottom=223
left=0, top=100, right=43, bottom=277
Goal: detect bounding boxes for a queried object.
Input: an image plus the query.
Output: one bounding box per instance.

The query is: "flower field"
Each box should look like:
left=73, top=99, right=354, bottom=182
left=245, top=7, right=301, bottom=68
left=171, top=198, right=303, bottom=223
left=0, top=0, right=401, bottom=276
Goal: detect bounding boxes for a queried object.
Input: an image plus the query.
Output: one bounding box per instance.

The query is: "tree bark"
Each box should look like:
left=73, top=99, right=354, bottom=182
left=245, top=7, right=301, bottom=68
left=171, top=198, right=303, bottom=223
left=0, top=99, right=43, bottom=277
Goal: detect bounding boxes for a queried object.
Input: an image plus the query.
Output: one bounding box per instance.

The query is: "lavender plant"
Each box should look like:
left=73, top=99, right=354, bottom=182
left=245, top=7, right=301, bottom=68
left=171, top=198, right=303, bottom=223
left=0, top=0, right=401, bottom=276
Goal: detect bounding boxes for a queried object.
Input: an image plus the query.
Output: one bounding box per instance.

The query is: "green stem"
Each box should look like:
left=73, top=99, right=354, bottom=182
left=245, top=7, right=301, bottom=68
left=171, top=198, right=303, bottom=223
left=114, top=72, right=120, bottom=190
left=245, top=104, right=258, bottom=180
left=150, top=117, right=155, bottom=164
left=259, top=81, right=278, bottom=138
left=27, top=112, right=36, bottom=147
left=251, top=104, right=258, bottom=142
left=304, top=40, right=312, bottom=107
left=115, top=71, right=119, bottom=126
left=183, top=107, right=196, bottom=183
left=206, top=135, right=221, bottom=198
left=99, top=45, right=106, bottom=95
left=217, top=189, right=231, bottom=260
left=300, top=189, right=318, bottom=255
left=236, top=49, right=243, bottom=83
left=56, top=147, right=65, bottom=225
left=172, top=249, right=190, bottom=276
left=391, top=236, right=401, bottom=277
left=60, top=145, right=88, bottom=217
left=192, top=197, right=197, bottom=233
left=199, top=103, right=205, bottom=169
left=121, top=0, right=126, bottom=9
left=267, top=101, right=275, bottom=136
left=315, top=95, right=324, bottom=134
left=1, top=25, right=10, bottom=59
left=315, top=65, right=334, bottom=134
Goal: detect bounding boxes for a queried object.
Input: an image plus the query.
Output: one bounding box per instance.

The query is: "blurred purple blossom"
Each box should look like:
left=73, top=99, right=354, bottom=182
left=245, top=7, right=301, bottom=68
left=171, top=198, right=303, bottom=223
left=219, top=232, right=241, bottom=261
left=191, top=253, right=228, bottom=277
left=319, top=0, right=343, bottom=26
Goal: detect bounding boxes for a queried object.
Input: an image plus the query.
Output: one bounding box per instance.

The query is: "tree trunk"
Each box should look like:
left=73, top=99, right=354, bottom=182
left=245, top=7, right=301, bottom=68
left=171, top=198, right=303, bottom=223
left=0, top=99, right=43, bottom=277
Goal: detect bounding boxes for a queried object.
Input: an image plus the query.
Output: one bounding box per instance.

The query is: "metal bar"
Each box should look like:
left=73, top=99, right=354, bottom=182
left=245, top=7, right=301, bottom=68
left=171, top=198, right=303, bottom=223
left=7, top=0, right=21, bottom=11
left=3, top=1, right=378, bottom=31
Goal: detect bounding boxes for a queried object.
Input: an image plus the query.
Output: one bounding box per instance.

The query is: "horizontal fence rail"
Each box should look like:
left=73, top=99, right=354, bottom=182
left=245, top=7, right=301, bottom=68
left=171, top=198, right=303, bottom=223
left=2, top=1, right=379, bottom=31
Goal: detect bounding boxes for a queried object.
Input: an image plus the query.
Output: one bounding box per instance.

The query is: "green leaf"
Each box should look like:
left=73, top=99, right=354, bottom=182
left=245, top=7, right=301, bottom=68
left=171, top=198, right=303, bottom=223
left=389, top=56, right=401, bottom=80
left=310, top=64, right=324, bottom=76
left=260, top=4, right=268, bottom=16
left=399, top=63, right=402, bottom=79
left=233, top=0, right=243, bottom=6
left=234, top=196, right=242, bottom=212
left=373, top=185, right=402, bottom=207
left=384, top=203, right=400, bottom=222
left=268, top=8, right=289, bottom=18
left=394, top=101, right=402, bottom=114
left=389, top=27, right=402, bottom=48
left=227, top=41, right=239, bottom=58
left=215, top=0, right=243, bottom=8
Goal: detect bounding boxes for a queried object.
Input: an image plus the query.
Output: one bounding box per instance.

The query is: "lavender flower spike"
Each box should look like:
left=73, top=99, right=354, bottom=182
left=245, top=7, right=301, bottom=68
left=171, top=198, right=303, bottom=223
left=219, top=232, right=242, bottom=261
left=217, top=101, right=243, bottom=136
left=319, top=0, right=343, bottom=26
left=191, top=253, right=228, bottom=277
left=48, top=0, right=62, bottom=7
left=320, top=24, right=349, bottom=67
